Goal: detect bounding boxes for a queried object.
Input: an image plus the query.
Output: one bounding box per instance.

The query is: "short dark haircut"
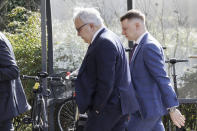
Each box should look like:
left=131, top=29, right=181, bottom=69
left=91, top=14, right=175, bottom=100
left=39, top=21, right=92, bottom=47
left=120, top=9, right=145, bottom=22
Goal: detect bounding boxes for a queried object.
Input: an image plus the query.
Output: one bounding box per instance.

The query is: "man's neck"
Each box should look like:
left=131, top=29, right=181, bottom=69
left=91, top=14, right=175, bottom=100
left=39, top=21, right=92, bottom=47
left=136, top=29, right=146, bottom=41
left=90, top=26, right=104, bottom=44
left=135, top=30, right=147, bottom=44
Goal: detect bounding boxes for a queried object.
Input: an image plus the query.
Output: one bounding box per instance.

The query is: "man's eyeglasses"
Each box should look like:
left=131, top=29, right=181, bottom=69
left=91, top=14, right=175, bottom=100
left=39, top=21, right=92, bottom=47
left=76, top=23, right=88, bottom=33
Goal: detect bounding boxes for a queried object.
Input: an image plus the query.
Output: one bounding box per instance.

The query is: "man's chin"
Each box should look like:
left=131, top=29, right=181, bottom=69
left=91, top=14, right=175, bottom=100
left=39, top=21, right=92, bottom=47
left=126, top=36, right=131, bottom=40
left=127, top=38, right=133, bottom=41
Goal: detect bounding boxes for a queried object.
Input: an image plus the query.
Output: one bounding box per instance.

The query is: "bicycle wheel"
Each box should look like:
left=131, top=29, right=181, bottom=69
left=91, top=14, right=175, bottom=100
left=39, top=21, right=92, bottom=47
left=57, top=98, right=78, bottom=131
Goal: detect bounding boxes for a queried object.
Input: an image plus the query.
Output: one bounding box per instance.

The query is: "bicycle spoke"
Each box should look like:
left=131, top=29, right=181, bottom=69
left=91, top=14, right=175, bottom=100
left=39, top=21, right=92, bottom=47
left=58, top=98, right=77, bottom=131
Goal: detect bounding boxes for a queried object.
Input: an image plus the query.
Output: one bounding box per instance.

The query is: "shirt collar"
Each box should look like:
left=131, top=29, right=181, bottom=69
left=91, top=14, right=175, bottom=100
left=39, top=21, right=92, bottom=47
left=135, top=31, right=148, bottom=44
left=91, top=27, right=104, bottom=44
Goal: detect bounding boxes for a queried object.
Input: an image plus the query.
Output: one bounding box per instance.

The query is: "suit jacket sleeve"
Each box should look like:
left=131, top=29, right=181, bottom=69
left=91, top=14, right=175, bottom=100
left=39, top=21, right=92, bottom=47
left=143, top=43, right=179, bottom=108
left=0, top=40, right=19, bottom=81
left=93, top=39, right=117, bottom=111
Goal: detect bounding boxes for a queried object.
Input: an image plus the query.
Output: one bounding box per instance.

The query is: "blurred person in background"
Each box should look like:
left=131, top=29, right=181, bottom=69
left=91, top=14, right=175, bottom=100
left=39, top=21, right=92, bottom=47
left=0, top=32, right=31, bottom=131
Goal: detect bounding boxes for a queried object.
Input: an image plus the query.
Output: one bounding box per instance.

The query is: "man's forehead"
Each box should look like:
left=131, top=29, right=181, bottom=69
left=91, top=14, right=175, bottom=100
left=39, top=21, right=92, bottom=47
left=121, top=19, right=129, bottom=26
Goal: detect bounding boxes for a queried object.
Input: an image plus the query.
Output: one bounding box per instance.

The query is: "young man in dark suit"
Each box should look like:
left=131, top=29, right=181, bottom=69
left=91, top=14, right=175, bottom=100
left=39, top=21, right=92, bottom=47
left=0, top=32, right=31, bottom=131
left=73, top=7, right=140, bottom=131
left=120, top=9, right=185, bottom=131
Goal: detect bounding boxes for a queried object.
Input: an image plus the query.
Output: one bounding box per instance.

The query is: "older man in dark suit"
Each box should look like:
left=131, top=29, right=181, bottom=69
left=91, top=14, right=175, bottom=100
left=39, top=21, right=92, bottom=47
left=0, top=32, right=31, bottom=131
left=73, top=7, right=140, bottom=131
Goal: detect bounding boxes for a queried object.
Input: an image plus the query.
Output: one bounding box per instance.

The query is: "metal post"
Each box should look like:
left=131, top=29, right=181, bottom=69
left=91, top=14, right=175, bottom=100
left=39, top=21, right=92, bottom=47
left=127, top=0, right=134, bottom=10
left=172, top=64, right=179, bottom=97
left=46, top=1, right=55, bottom=130
left=127, top=0, right=135, bottom=52
left=41, top=0, right=47, bottom=73
left=41, top=0, right=48, bottom=130
left=46, top=0, right=53, bottom=75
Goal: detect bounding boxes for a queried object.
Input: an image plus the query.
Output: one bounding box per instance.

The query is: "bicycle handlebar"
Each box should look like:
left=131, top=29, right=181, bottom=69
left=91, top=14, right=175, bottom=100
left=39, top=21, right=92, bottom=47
left=165, top=58, right=188, bottom=64
left=65, top=75, right=77, bottom=81
left=21, top=75, right=63, bottom=81
left=48, top=77, right=63, bottom=81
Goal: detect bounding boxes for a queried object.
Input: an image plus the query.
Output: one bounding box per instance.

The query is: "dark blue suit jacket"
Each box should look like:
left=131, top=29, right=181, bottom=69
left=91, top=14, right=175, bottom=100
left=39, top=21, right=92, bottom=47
left=130, top=32, right=179, bottom=119
left=0, top=32, right=30, bottom=122
left=75, top=28, right=139, bottom=115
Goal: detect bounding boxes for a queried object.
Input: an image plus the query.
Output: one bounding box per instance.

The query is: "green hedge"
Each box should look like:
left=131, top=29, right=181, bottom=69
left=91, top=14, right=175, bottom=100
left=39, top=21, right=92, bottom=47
left=5, top=7, right=41, bottom=99
left=163, top=103, right=197, bottom=130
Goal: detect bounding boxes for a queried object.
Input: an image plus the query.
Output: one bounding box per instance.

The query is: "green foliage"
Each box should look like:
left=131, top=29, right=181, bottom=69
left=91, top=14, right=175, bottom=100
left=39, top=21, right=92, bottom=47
left=8, top=7, right=29, bottom=22
left=13, top=111, right=32, bottom=131
left=7, top=0, right=26, bottom=11
left=0, top=0, right=40, bottom=31
left=6, top=7, right=32, bottom=33
left=7, top=0, right=40, bottom=12
left=179, top=103, right=197, bottom=130
left=163, top=103, right=197, bottom=130
left=179, top=67, right=197, bottom=98
left=5, top=7, right=41, bottom=99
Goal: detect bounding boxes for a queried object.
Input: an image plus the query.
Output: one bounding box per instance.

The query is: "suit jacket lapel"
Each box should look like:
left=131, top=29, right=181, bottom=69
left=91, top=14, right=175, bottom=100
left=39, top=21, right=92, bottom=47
left=130, top=33, right=148, bottom=72
left=78, top=28, right=106, bottom=76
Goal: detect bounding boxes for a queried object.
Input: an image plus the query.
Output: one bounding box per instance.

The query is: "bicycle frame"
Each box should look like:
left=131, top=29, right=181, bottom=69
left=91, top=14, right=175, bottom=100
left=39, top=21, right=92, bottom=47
left=165, top=58, right=188, bottom=131
left=21, top=72, right=62, bottom=131
left=31, top=82, right=48, bottom=131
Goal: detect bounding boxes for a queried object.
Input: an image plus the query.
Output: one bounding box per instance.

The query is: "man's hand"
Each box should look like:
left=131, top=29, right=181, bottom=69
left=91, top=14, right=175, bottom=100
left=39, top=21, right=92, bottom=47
left=169, top=108, right=185, bottom=128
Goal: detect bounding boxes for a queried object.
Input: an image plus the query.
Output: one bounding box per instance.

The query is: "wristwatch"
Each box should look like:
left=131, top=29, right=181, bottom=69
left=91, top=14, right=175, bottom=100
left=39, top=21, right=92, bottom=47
left=168, top=107, right=177, bottom=113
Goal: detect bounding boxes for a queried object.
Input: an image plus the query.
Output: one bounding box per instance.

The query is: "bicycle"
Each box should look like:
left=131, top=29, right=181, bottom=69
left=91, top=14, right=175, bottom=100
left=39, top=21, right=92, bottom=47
left=165, top=58, right=188, bottom=131
left=165, top=58, right=188, bottom=97
left=15, top=72, right=62, bottom=131
left=56, top=72, right=87, bottom=131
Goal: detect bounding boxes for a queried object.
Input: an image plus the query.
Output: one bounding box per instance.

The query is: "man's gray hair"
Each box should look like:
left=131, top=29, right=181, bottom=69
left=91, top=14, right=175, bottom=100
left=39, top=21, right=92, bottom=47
left=73, top=7, right=104, bottom=27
